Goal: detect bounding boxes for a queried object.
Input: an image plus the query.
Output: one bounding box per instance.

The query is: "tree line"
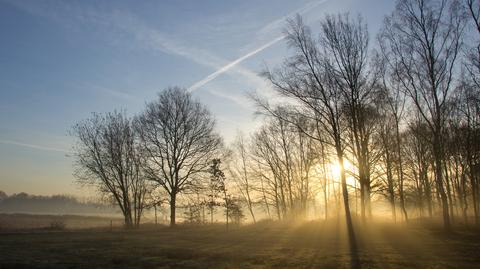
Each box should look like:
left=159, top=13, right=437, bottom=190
left=71, top=0, right=480, bottom=231
left=0, top=192, right=117, bottom=215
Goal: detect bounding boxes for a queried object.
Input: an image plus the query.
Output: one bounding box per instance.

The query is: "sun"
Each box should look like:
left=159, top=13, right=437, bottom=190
left=329, top=159, right=357, bottom=187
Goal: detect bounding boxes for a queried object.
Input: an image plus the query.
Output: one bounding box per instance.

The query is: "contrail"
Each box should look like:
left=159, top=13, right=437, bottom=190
left=0, top=139, right=70, bottom=153
left=187, top=0, right=329, bottom=92
left=188, top=35, right=286, bottom=92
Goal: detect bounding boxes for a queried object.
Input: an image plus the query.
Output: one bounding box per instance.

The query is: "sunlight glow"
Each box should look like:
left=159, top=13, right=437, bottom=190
left=329, top=159, right=356, bottom=187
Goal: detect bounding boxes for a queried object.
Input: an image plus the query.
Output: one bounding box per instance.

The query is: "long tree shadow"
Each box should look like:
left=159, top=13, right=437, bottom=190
left=357, top=221, right=434, bottom=268
left=348, top=221, right=360, bottom=269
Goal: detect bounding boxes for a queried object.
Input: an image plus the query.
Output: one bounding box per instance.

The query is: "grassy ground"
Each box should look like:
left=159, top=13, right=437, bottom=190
left=0, top=218, right=480, bottom=268
left=0, top=213, right=123, bottom=230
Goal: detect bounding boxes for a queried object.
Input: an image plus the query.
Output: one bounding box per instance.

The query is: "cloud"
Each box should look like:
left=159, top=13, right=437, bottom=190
left=0, top=139, right=70, bottom=153
left=188, top=35, right=285, bottom=92
left=110, top=12, right=271, bottom=93
left=5, top=0, right=266, bottom=96
left=255, top=0, right=328, bottom=40
left=6, top=0, right=327, bottom=103
left=187, top=0, right=328, bottom=92
left=207, top=87, right=255, bottom=111
left=85, top=83, right=136, bottom=100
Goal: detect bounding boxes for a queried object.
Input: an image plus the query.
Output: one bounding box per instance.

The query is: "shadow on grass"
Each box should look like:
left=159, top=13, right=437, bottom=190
left=348, top=224, right=360, bottom=269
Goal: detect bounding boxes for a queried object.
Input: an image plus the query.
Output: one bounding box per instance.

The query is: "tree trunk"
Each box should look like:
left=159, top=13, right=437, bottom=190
left=386, top=151, right=396, bottom=222
left=433, top=136, right=450, bottom=230
left=337, top=151, right=358, bottom=268
left=324, top=177, right=328, bottom=220
left=423, top=169, right=433, bottom=218
left=245, top=186, right=256, bottom=223
left=225, top=198, right=229, bottom=231
left=124, top=215, right=131, bottom=229
left=334, top=141, right=356, bottom=262
left=170, top=193, right=176, bottom=227
left=360, top=180, right=366, bottom=223
left=260, top=176, right=271, bottom=219
left=340, top=159, right=354, bottom=235
left=468, top=157, right=479, bottom=224
left=320, top=142, right=329, bottom=220
left=210, top=207, right=214, bottom=223
left=366, top=180, right=372, bottom=219
left=154, top=205, right=158, bottom=225
left=399, top=179, right=408, bottom=222
left=395, top=122, right=408, bottom=223
left=444, top=162, right=455, bottom=223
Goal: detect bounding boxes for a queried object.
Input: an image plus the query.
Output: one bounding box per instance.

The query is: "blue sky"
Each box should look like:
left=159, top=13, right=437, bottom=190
left=0, top=0, right=395, bottom=196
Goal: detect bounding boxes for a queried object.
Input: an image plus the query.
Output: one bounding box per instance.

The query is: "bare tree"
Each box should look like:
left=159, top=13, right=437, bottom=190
left=319, top=13, right=380, bottom=222
left=376, top=105, right=398, bottom=222
left=248, top=113, right=319, bottom=220
left=249, top=116, right=291, bottom=220
left=403, top=118, right=434, bottom=218
left=293, top=118, right=318, bottom=219
left=379, top=0, right=465, bottom=230
left=465, top=0, right=480, bottom=87
left=451, top=80, right=480, bottom=223
left=71, top=111, right=149, bottom=228
left=136, top=87, right=222, bottom=227
left=230, top=133, right=256, bottom=223
left=376, top=53, right=409, bottom=222
left=258, top=15, right=357, bottom=256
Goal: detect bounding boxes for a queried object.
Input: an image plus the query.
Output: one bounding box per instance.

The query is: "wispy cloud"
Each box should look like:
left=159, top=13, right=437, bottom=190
left=188, top=0, right=328, bottom=92
left=7, top=0, right=327, bottom=101
left=0, top=139, right=70, bottom=153
left=110, top=12, right=271, bottom=93
left=86, top=83, right=136, bottom=100
left=188, top=35, right=285, bottom=92
left=5, top=0, right=266, bottom=96
left=255, top=0, right=328, bottom=40
left=207, top=87, right=255, bottom=110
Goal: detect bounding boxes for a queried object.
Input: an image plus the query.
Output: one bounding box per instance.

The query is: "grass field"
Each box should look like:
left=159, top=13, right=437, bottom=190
left=1, top=217, right=480, bottom=268
left=0, top=213, right=124, bottom=231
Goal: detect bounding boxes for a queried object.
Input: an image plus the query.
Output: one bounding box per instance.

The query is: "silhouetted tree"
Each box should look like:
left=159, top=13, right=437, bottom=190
left=258, top=14, right=357, bottom=253
left=136, top=87, right=222, bottom=227
left=379, top=0, right=465, bottom=230
left=208, top=159, right=231, bottom=229
left=465, top=0, right=480, bottom=87
left=71, top=111, right=149, bottom=228
left=230, top=133, right=257, bottom=223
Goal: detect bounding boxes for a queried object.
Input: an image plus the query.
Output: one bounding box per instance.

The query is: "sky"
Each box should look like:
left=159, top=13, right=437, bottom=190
left=0, top=0, right=396, bottom=196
